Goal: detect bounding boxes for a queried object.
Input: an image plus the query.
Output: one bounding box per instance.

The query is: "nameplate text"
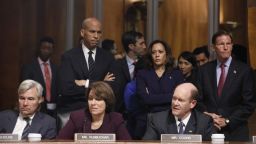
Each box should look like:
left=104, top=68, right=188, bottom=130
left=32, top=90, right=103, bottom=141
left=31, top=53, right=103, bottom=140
left=75, top=133, right=115, bottom=142
left=161, top=134, right=202, bottom=143
left=0, top=134, right=19, bottom=141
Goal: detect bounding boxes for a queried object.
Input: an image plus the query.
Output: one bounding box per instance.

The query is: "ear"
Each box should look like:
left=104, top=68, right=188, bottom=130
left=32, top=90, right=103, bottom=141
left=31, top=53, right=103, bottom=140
left=210, top=44, right=215, bottom=52
left=80, top=29, right=85, bottom=37
left=128, top=43, right=134, bottom=50
left=190, top=100, right=197, bottom=109
left=39, top=96, right=44, bottom=104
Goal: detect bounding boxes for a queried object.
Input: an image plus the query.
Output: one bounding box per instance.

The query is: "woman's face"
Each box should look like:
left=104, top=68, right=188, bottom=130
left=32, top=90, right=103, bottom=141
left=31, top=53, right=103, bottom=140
left=178, top=57, right=193, bottom=77
left=151, top=43, right=167, bottom=67
left=88, top=89, right=106, bottom=116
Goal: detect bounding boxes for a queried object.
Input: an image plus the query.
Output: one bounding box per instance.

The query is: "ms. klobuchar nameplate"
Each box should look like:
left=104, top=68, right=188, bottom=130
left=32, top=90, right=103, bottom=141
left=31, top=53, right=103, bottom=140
left=0, top=134, right=19, bottom=141
left=161, top=134, right=202, bottom=143
left=75, top=133, right=116, bottom=142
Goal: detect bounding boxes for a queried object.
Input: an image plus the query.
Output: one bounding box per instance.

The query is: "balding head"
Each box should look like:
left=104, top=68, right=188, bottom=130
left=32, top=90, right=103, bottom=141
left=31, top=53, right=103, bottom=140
left=172, top=83, right=198, bottom=119
left=81, top=17, right=101, bottom=29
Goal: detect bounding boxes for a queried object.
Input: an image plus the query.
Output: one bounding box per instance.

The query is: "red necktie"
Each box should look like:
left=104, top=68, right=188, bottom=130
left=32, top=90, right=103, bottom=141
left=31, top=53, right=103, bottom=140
left=43, top=63, right=51, bottom=101
left=217, top=63, right=226, bottom=96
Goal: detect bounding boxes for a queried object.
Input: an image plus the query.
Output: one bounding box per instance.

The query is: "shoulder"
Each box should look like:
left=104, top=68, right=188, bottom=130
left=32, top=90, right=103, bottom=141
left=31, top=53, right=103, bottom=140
left=0, top=110, right=17, bottom=117
left=107, top=112, right=125, bottom=126
left=37, top=112, right=55, bottom=122
left=148, top=110, right=170, bottom=122
left=62, top=47, right=82, bottom=57
left=70, top=109, right=86, bottom=120
left=193, top=110, right=212, bottom=122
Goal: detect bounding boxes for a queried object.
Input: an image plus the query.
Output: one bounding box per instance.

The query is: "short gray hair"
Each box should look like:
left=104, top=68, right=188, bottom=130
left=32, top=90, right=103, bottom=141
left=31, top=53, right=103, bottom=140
left=18, top=80, right=43, bottom=97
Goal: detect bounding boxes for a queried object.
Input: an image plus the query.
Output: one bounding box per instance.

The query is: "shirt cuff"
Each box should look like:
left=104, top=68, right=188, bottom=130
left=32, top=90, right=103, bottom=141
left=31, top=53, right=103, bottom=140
left=85, top=79, right=89, bottom=88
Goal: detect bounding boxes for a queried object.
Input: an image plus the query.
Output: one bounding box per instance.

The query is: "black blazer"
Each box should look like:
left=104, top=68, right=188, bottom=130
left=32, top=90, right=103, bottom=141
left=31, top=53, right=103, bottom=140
left=197, top=59, right=256, bottom=141
left=0, top=110, right=57, bottom=139
left=143, top=109, right=215, bottom=141
left=58, top=47, right=117, bottom=112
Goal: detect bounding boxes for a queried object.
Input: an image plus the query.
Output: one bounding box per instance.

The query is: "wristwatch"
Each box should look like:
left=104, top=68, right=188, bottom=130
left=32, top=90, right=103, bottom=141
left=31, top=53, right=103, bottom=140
left=225, top=119, right=230, bottom=125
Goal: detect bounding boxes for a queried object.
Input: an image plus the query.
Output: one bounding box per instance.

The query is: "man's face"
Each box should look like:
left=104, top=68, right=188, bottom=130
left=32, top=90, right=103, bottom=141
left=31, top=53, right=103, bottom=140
left=195, top=53, right=209, bottom=66
left=213, top=35, right=233, bottom=63
left=131, top=37, right=147, bottom=56
left=81, top=20, right=102, bottom=49
left=172, top=87, right=196, bottom=119
left=19, top=87, right=42, bottom=117
left=39, top=42, right=53, bottom=62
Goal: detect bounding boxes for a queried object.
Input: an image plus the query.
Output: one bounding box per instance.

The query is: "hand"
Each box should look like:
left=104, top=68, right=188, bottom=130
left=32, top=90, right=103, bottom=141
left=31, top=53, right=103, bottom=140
left=104, top=72, right=115, bottom=81
left=213, top=117, right=227, bottom=128
left=204, top=112, right=221, bottom=119
left=75, top=80, right=86, bottom=86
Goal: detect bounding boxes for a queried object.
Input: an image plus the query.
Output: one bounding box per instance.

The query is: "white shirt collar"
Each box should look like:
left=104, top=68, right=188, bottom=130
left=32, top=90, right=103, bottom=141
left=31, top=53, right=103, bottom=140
left=82, top=43, right=97, bottom=54
left=175, top=112, right=191, bottom=127
left=38, top=57, right=50, bottom=65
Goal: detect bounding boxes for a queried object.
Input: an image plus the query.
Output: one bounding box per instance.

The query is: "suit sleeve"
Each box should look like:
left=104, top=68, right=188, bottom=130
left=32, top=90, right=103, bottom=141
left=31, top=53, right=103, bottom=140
left=43, top=117, right=57, bottom=139
left=142, top=113, right=159, bottom=140
left=57, top=112, right=78, bottom=139
left=59, top=54, right=85, bottom=96
left=113, top=114, right=132, bottom=140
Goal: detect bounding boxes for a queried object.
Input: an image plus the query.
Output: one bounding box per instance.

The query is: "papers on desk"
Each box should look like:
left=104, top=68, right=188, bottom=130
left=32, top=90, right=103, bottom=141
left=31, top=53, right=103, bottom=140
left=75, top=133, right=115, bottom=142
left=0, top=134, right=19, bottom=141
left=161, top=134, right=202, bottom=143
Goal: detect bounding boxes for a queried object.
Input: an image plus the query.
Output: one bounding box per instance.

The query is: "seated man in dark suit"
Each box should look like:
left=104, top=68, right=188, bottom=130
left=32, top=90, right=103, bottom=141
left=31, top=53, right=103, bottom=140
left=143, top=83, right=215, bottom=141
left=0, top=80, right=56, bottom=140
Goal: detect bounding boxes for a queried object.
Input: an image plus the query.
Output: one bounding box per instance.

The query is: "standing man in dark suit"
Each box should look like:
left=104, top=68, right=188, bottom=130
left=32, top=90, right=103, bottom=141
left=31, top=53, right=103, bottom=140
left=58, top=17, right=117, bottom=128
left=21, top=37, right=58, bottom=118
left=0, top=80, right=56, bottom=140
left=197, top=30, right=256, bottom=141
left=143, top=83, right=215, bottom=141
left=116, top=31, right=146, bottom=113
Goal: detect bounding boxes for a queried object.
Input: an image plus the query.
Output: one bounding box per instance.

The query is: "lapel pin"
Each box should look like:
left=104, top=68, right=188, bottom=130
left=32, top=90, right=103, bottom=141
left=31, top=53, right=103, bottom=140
left=169, top=76, right=172, bottom=79
left=189, top=130, right=193, bottom=133
left=233, top=70, right=237, bottom=74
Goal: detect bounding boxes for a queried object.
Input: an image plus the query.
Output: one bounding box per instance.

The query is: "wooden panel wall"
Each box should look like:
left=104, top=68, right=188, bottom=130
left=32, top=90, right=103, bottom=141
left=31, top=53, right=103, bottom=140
left=158, top=0, right=208, bottom=59
left=248, top=6, right=256, bottom=69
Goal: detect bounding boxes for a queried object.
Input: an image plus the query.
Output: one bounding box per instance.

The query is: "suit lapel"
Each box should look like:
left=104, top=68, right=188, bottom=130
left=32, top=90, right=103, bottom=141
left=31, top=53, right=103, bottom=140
left=222, top=59, right=236, bottom=97
left=77, top=48, right=88, bottom=77
left=184, top=112, right=196, bottom=134
left=208, top=61, right=219, bottom=104
left=29, top=112, right=42, bottom=133
left=8, top=111, right=19, bottom=133
left=167, top=114, right=178, bottom=134
left=121, top=58, right=131, bottom=81
left=35, top=60, right=45, bottom=85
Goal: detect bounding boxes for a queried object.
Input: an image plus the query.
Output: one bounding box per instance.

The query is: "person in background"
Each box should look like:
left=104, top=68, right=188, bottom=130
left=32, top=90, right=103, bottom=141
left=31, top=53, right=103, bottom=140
left=193, top=45, right=210, bottom=66
left=177, top=51, right=198, bottom=84
left=136, top=40, right=184, bottom=137
left=197, top=30, right=256, bottom=141
left=143, top=83, right=215, bottom=141
left=21, top=36, right=58, bottom=118
left=58, top=17, right=118, bottom=128
left=57, top=81, right=131, bottom=140
left=0, top=80, right=56, bottom=140
left=115, top=31, right=147, bottom=114
left=102, top=39, right=124, bottom=60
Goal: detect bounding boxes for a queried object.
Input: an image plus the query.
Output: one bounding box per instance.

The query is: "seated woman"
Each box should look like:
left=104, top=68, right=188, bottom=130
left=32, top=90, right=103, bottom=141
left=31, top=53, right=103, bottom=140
left=177, top=51, right=198, bottom=83
left=57, top=81, right=131, bottom=140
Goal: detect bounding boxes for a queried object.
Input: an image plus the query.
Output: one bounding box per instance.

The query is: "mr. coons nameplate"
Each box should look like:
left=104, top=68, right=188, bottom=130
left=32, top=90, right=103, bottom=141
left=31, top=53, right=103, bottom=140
left=161, top=134, right=202, bottom=143
left=0, top=134, right=19, bottom=141
left=75, top=133, right=115, bottom=142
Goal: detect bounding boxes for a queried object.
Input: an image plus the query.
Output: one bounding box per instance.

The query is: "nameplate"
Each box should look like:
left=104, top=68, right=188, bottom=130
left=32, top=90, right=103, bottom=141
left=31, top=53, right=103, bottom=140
left=75, top=133, right=115, bottom=142
left=161, top=134, right=202, bottom=143
left=253, top=136, right=256, bottom=143
left=0, top=134, right=19, bottom=141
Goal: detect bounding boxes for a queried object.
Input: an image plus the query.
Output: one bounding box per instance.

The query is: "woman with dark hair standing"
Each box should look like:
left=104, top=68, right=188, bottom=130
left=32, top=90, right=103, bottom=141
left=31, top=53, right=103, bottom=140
left=136, top=40, right=184, bottom=113
left=177, top=51, right=198, bottom=83
left=57, top=81, right=131, bottom=140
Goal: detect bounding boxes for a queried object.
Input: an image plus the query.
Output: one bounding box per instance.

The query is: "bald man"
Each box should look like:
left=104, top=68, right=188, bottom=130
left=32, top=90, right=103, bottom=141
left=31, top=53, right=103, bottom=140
left=143, top=83, right=216, bottom=141
left=58, top=17, right=118, bottom=128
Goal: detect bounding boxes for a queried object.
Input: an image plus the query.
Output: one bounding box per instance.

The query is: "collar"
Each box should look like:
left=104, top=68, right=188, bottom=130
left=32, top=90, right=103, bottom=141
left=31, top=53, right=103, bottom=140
left=217, top=56, right=232, bottom=67
left=38, top=57, right=50, bottom=65
left=18, top=113, right=36, bottom=124
left=82, top=43, right=97, bottom=54
left=126, top=55, right=136, bottom=66
left=175, top=112, right=191, bottom=127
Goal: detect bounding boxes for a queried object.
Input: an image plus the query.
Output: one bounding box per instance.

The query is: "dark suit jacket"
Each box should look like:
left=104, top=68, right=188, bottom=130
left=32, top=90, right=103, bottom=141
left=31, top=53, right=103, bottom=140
left=143, top=109, right=215, bottom=141
left=0, top=110, right=57, bottom=139
left=197, top=59, right=256, bottom=141
left=57, top=109, right=131, bottom=140
left=21, top=58, right=58, bottom=103
left=136, top=68, right=184, bottom=112
left=58, top=47, right=118, bottom=112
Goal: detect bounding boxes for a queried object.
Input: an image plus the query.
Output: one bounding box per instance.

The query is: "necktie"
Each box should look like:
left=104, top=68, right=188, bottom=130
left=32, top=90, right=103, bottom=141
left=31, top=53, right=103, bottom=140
left=217, top=63, right=226, bottom=96
left=178, top=121, right=185, bottom=134
left=88, top=51, right=95, bottom=78
left=22, top=117, right=31, bottom=139
left=43, top=63, right=51, bottom=102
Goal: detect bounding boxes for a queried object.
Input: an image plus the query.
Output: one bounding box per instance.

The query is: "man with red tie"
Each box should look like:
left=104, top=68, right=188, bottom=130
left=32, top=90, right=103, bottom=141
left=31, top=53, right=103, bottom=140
left=197, top=30, right=256, bottom=141
left=20, top=37, right=58, bottom=118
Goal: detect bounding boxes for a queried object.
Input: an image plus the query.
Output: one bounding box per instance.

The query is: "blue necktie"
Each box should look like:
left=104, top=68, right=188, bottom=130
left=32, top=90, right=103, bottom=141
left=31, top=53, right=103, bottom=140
left=178, top=121, right=185, bottom=134
left=22, top=117, right=31, bottom=139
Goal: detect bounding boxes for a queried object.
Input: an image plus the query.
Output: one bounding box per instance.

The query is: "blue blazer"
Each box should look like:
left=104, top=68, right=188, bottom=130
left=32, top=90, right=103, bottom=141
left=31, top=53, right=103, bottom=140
left=136, top=68, right=184, bottom=112
left=0, top=110, right=57, bottom=139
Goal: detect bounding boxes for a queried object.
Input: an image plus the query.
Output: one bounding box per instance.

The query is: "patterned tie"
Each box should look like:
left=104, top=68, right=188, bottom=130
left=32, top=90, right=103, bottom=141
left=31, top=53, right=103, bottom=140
left=178, top=121, right=185, bottom=134
left=22, top=117, right=31, bottom=139
left=88, top=51, right=95, bottom=78
left=43, top=63, right=51, bottom=102
left=217, top=63, right=226, bottom=96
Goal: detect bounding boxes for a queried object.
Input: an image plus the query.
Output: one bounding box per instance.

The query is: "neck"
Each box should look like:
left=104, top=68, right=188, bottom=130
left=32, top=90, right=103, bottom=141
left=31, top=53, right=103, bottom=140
left=91, top=113, right=105, bottom=122
left=127, top=51, right=138, bottom=61
left=178, top=112, right=191, bottom=121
